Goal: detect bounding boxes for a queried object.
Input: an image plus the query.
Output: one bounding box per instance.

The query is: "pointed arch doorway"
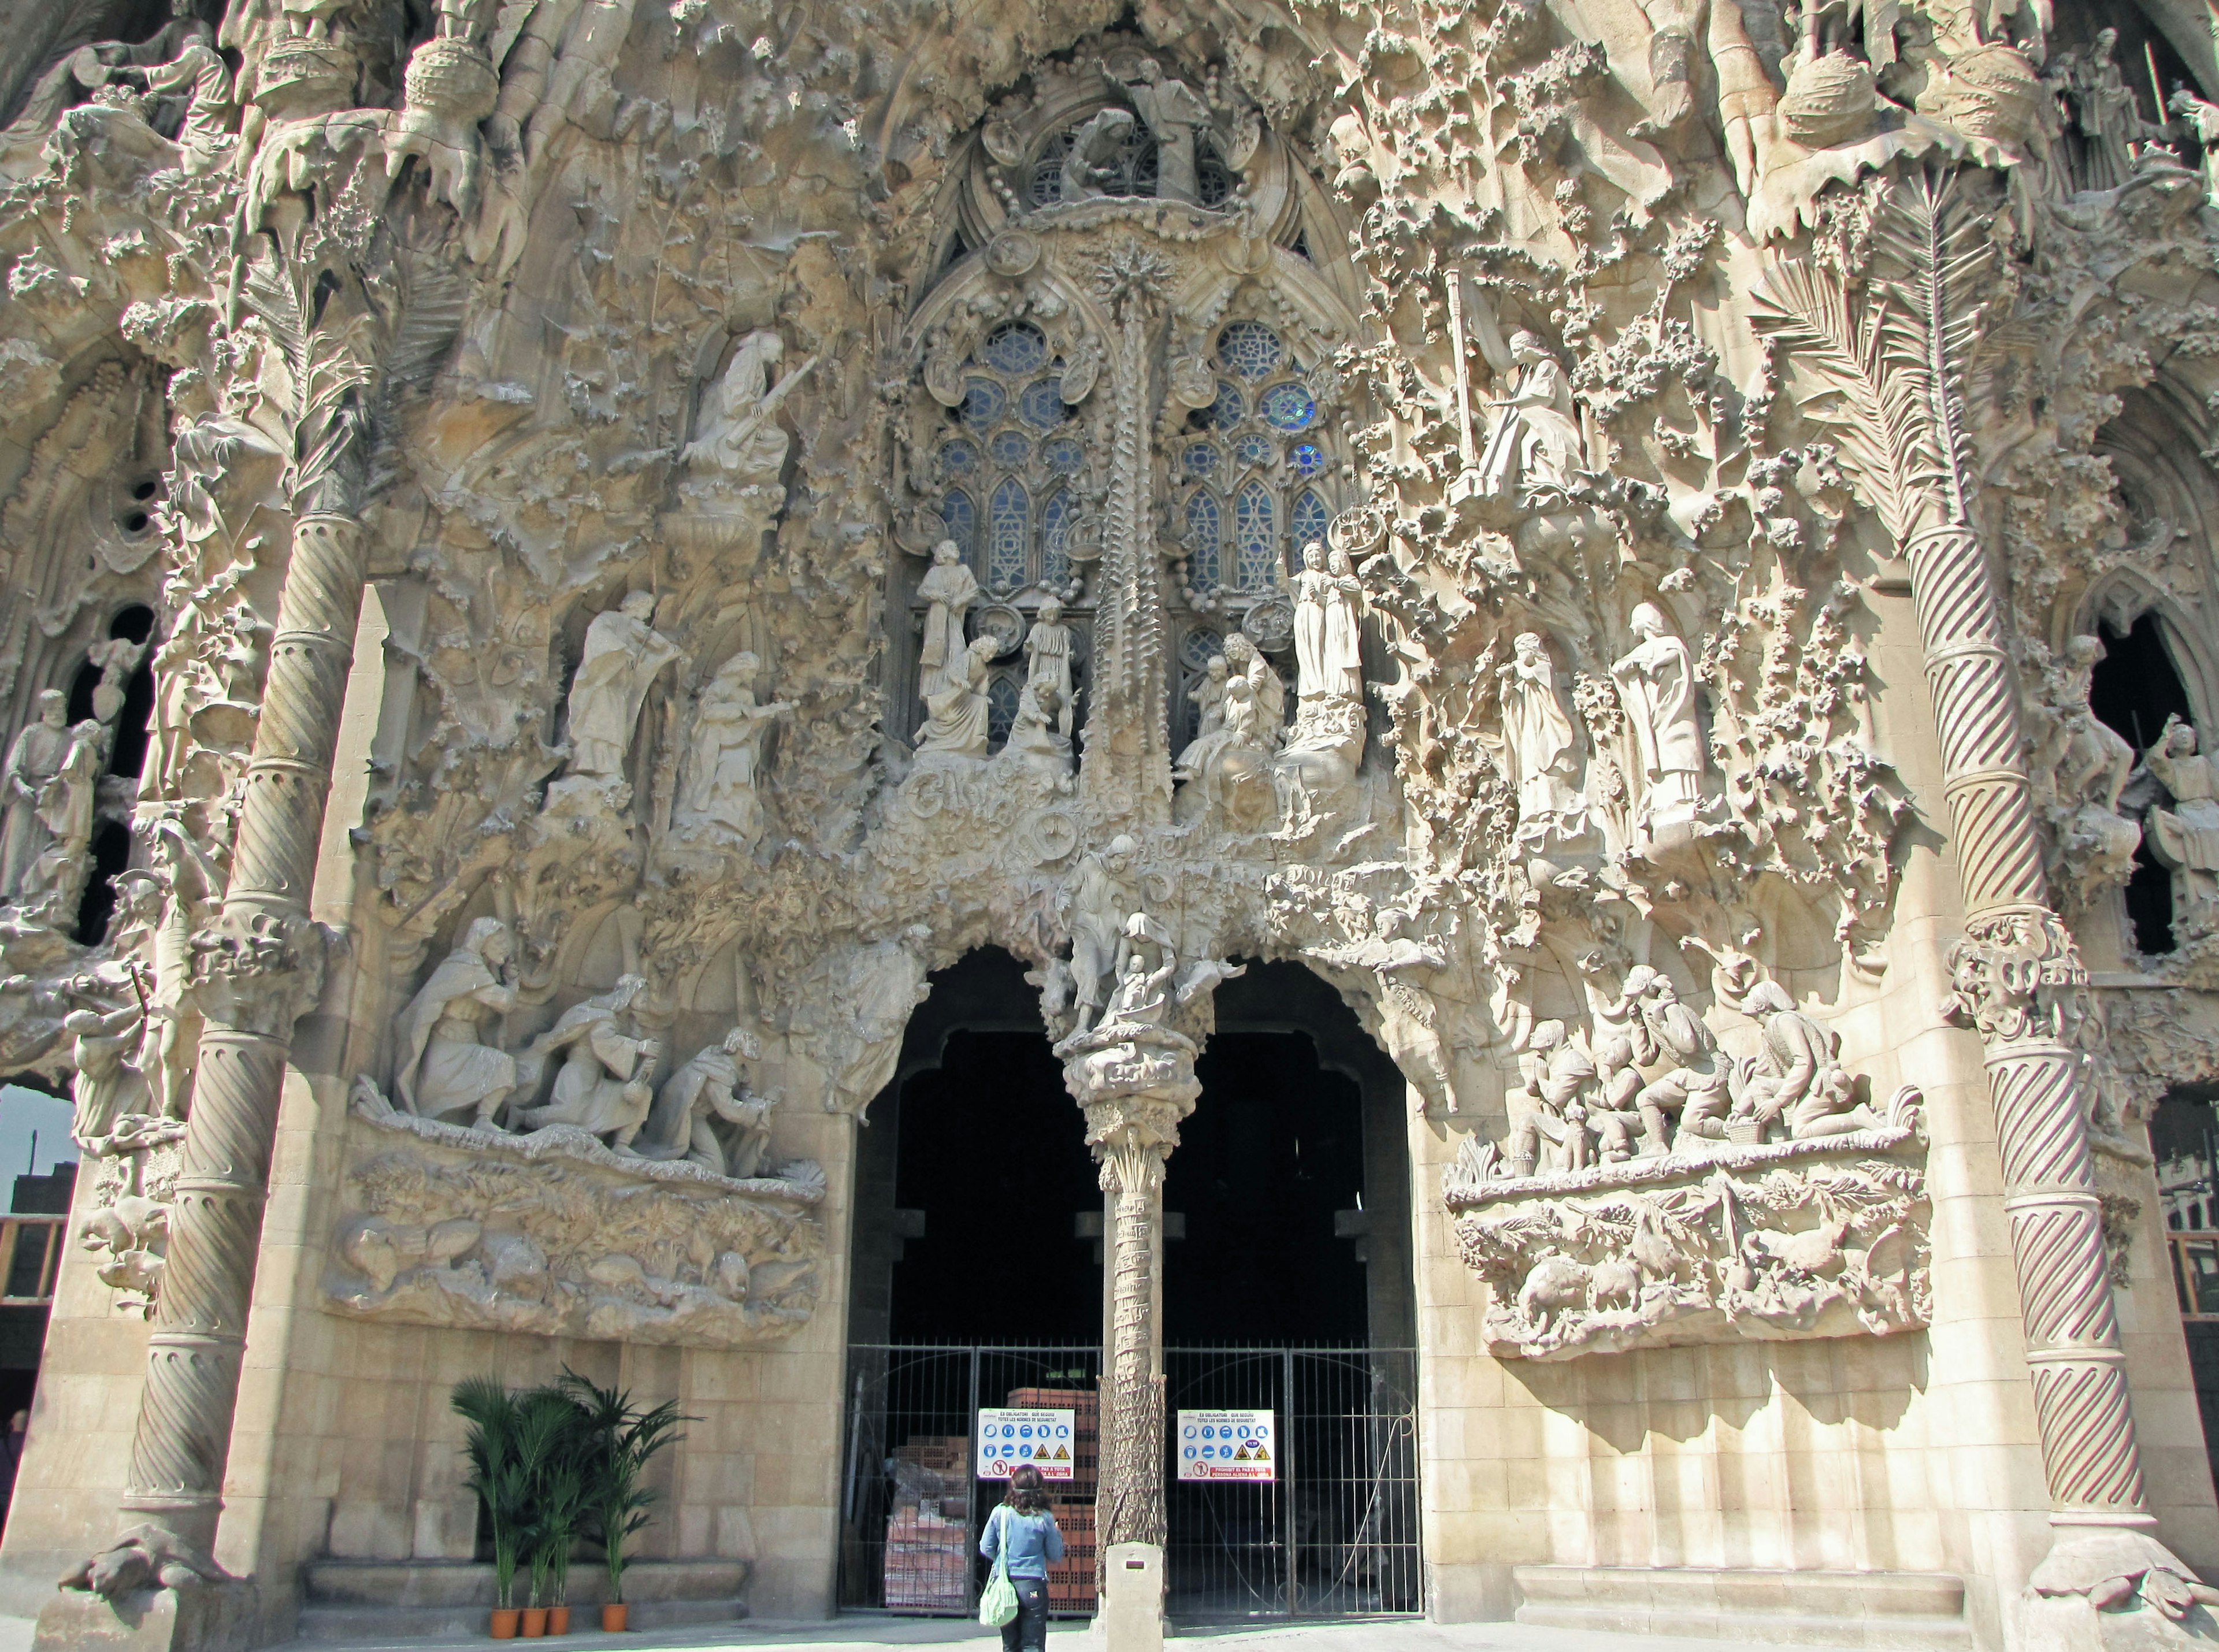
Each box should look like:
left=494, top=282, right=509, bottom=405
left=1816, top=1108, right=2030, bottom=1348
left=838, top=952, right=1420, bottom=1621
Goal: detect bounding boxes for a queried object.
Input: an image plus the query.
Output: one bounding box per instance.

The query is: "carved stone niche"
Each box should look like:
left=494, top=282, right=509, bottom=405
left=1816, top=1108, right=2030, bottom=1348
left=322, top=1091, right=826, bottom=1348
left=1443, top=1120, right=1930, bottom=1361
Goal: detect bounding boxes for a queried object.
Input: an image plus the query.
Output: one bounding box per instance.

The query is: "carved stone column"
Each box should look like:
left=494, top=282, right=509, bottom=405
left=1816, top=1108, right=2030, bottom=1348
left=1909, top=518, right=2205, bottom=1614
left=54, top=513, right=369, bottom=1616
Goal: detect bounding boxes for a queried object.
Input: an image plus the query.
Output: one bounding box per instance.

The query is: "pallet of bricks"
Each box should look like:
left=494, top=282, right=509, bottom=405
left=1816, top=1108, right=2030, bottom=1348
left=881, top=1433, right=971, bottom=1610
left=1007, top=1386, right=1097, bottom=1613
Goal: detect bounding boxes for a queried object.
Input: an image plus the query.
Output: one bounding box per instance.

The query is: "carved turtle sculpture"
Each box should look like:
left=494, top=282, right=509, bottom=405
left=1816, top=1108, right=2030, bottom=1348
left=2032, top=1530, right=2219, bottom=1619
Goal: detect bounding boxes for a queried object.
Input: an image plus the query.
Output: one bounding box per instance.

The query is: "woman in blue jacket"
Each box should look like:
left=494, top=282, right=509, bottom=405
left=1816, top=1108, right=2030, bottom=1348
left=980, top=1464, right=1064, bottom=1651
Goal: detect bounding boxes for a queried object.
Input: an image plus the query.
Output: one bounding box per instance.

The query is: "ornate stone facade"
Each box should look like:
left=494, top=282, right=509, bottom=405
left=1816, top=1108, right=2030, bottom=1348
left=1, top=0, right=2218, bottom=1646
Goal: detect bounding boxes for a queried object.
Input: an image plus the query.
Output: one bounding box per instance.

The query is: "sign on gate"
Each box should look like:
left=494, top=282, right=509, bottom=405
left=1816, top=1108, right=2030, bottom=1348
left=1175, top=1408, right=1277, bottom=1481
left=976, top=1408, right=1077, bottom=1479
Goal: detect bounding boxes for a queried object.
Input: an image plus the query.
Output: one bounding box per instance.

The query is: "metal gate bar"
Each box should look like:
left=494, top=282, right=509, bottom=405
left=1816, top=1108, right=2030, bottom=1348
left=840, top=1345, right=1419, bottom=1623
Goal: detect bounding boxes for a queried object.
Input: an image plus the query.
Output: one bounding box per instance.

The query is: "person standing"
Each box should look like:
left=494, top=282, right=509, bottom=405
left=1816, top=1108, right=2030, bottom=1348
left=980, top=1465, right=1064, bottom=1652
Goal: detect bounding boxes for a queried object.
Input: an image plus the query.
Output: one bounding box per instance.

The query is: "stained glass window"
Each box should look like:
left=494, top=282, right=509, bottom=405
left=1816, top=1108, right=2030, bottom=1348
left=941, top=439, right=978, bottom=476
left=1233, top=433, right=1275, bottom=469
left=988, top=673, right=1021, bottom=744
left=1042, top=488, right=1075, bottom=587
left=960, top=378, right=1005, bottom=430
left=1184, top=443, right=1218, bottom=479
left=1020, top=378, right=1069, bottom=428
left=1291, top=442, right=1324, bottom=477
left=1185, top=491, right=1221, bottom=589
left=1218, top=321, right=1284, bottom=381
left=1203, top=381, right=1243, bottom=430
left=991, top=430, right=1030, bottom=468
left=985, top=322, right=1048, bottom=373
left=941, top=488, right=975, bottom=565
left=1292, top=489, right=1330, bottom=557
left=1260, top=383, right=1317, bottom=431
left=1043, top=438, right=1083, bottom=474
left=989, top=478, right=1030, bottom=590
left=1235, top=481, right=1275, bottom=591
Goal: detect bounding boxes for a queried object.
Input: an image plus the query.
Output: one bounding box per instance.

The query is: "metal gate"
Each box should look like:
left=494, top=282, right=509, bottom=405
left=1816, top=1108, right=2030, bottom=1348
left=837, top=1344, right=1420, bottom=1621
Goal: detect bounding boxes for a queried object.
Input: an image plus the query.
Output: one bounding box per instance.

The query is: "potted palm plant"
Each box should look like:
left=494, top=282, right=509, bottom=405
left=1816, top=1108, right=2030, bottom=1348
left=525, top=1386, right=589, bottom=1636
left=451, top=1378, right=530, bottom=1639
left=560, top=1369, right=691, bottom=1632
left=514, top=1389, right=582, bottom=1638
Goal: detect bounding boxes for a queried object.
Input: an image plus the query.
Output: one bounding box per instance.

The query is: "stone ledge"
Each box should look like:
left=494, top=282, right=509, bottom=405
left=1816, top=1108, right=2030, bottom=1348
left=296, top=1560, right=747, bottom=1641
left=1511, top=1565, right=1969, bottom=1650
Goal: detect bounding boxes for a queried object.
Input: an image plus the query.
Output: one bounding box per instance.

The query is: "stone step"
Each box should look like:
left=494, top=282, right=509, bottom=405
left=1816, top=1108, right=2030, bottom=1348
left=296, top=1560, right=746, bottom=1643
left=1511, top=1564, right=1972, bottom=1651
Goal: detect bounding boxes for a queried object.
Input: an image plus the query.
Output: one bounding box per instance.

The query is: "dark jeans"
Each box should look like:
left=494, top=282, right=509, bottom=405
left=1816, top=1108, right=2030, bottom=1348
left=1000, top=1575, right=1049, bottom=1652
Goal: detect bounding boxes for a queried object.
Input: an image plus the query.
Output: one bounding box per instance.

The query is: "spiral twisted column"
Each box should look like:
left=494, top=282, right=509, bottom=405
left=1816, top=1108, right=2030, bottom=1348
left=118, top=512, right=370, bottom=1556
left=1905, top=520, right=2151, bottom=1531
left=1096, top=1139, right=1169, bottom=1557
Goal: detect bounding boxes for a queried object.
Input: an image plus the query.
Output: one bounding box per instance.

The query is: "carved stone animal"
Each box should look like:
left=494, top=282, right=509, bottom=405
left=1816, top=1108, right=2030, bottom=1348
left=1517, top=1253, right=1591, bottom=1331
left=1752, top=1216, right=1850, bottom=1277
left=1588, top=1253, right=1642, bottom=1311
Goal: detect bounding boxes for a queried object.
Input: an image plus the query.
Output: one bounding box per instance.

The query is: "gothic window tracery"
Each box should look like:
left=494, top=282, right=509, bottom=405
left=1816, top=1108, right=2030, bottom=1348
left=1023, top=127, right=1232, bottom=209
left=932, top=321, right=1085, bottom=599
left=1178, top=322, right=1334, bottom=598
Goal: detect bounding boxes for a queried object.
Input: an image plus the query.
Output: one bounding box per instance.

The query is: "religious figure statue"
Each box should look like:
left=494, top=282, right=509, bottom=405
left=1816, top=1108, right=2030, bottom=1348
left=2147, top=716, right=2219, bottom=934
left=85, top=637, right=147, bottom=726
left=1025, top=599, right=1077, bottom=738
left=681, top=331, right=814, bottom=485
left=915, top=634, right=999, bottom=759
left=1224, top=633, right=1284, bottom=747
left=1004, top=681, right=1072, bottom=782
left=917, top=540, right=981, bottom=702
left=391, top=917, right=522, bottom=1127
left=1175, top=655, right=1230, bottom=778
left=1726, top=981, right=1887, bottom=1140
left=1476, top=331, right=1583, bottom=509
left=565, top=592, right=682, bottom=781
left=1101, top=912, right=1178, bottom=1029
left=1108, top=58, right=1212, bottom=202
left=1292, top=541, right=1363, bottom=703
left=1611, top=602, right=1705, bottom=844
left=1497, top=632, right=1580, bottom=833
left=681, top=652, right=793, bottom=848
left=636, top=1027, right=777, bottom=1177
left=2171, top=87, right=2219, bottom=207
left=1059, top=106, right=1137, bottom=202
left=1068, top=835, right=1140, bottom=1033
left=65, top=1003, right=149, bottom=1143
left=1504, top=1021, right=1595, bottom=1178
left=131, top=818, right=225, bottom=1120
left=17, top=720, right=106, bottom=919
left=1622, top=965, right=1730, bottom=1148
left=517, top=974, right=663, bottom=1146
left=136, top=32, right=236, bottom=176
left=1, top=691, right=72, bottom=900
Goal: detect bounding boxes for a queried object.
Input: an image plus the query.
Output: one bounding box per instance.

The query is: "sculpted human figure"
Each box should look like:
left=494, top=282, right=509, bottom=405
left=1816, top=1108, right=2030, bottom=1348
left=565, top=592, right=681, bottom=781
left=1004, top=681, right=1072, bottom=781
left=1498, top=632, right=1580, bottom=829
left=1622, top=965, right=1730, bottom=1146
left=1292, top=541, right=1363, bottom=702
left=1024, top=599, right=1076, bottom=738
left=2146, top=716, right=2219, bottom=928
left=391, top=917, right=522, bottom=1127
left=1504, top=1021, right=1595, bottom=1177
left=638, top=1027, right=775, bottom=1176
left=681, top=330, right=812, bottom=484
left=917, top=539, right=981, bottom=702
left=518, top=974, right=663, bottom=1145
left=17, top=720, right=106, bottom=918
left=1611, top=602, right=1705, bottom=838
left=1110, top=58, right=1211, bottom=201
left=1101, top=915, right=1178, bottom=1030
left=131, top=819, right=223, bottom=1121
left=65, top=1002, right=149, bottom=1143
left=1224, top=633, right=1283, bottom=747
left=682, top=652, right=793, bottom=846
left=915, top=634, right=998, bottom=758
left=0, top=691, right=71, bottom=900
left=1068, top=834, right=1140, bottom=1033
left=1477, top=331, right=1583, bottom=506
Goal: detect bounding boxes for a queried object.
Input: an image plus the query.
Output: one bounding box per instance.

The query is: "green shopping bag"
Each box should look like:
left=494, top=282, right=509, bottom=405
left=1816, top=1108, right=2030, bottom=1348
left=979, top=1509, right=1019, bottom=1627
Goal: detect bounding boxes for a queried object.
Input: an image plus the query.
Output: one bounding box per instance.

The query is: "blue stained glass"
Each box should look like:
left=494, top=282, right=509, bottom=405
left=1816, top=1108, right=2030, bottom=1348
left=1292, top=443, right=1324, bottom=477
left=1020, top=378, right=1070, bottom=428
left=1202, top=381, right=1243, bottom=430
left=1260, top=382, right=1318, bottom=431
left=941, top=440, right=978, bottom=476
left=989, top=477, right=1030, bottom=588
left=1042, top=488, right=1075, bottom=586
left=984, top=322, right=1048, bottom=374
left=1293, top=489, right=1330, bottom=559
left=1233, top=433, right=1274, bottom=469
left=1043, top=438, right=1083, bottom=474
left=1235, top=481, right=1275, bottom=589
left=1185, top=491, right=1222, bottom=588
left=941, top=489, right=977, bottom=567
left=988, top=673, right=1021, bottom=744
left=1218, top=320, right=1285, bottom=381
left=990, top=429, right=1030, bottom=467
left=960, top=378, right=1006, bottom=430
left=1184, top=443, right=1219, bottom=478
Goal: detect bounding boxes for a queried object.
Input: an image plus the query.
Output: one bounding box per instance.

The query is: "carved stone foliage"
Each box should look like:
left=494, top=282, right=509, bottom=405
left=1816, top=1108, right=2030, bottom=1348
left=1445, top=1119, right=1931, bottom=1360
left=324, top=1094, right=825, bottom=1347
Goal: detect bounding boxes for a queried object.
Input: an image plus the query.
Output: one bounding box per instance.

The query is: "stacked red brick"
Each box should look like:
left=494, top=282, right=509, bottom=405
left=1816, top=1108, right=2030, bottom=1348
left=881, top=1434, right=971, bottom=1609
left=1007, top=1387, right=1099, bottom=1612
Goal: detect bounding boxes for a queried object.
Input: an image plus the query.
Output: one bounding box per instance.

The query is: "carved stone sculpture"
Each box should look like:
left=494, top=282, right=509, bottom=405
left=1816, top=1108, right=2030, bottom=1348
left=1611, top=603, right=1705, bottom=851
left=1292, top=540, right=1363, bottom=703
left=564, top=592, right=682, bottom=782
left=917, top=540, right=982, bottom=703
left=914, top=634, right=998, bottom=759
left=680, top=653, right=793, bottom=849
left=16, top=719, right=104, bottom=920
left=1110, top=60, right=1211, bottom=203
left=636, top=1028, right=781, bottom=1178
left=1475, top=331, right=1583, bottom=513
left=389, top=918, right=521, bottom=1126
left=681, top=330, right=812, bottom=487
left=2145, top=717, right=2219, bottom=939
left=0, top=690, right=72, bottom=902
left=1067, top=835, right=1139, bottom=1033
left=1023, top=599, right=1076, bottom=738
left=515, top=974, right=662, bottom=1146
left=1498, top=632, right=1580, bottom=840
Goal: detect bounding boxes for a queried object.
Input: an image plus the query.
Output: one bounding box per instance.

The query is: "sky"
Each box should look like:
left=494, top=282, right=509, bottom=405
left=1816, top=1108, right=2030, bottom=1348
left=0, top=1083, right=77, bottom=1187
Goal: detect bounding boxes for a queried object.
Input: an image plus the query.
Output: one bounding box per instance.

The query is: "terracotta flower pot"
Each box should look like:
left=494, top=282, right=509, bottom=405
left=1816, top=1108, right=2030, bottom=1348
left=547, top=1607, right=570, bottom=1635
left=601, top=1603, right=629, bottom=1632
left=490, top=1609, right=521, bottom=1639
left=521, top=1607, right=549, bottom=1637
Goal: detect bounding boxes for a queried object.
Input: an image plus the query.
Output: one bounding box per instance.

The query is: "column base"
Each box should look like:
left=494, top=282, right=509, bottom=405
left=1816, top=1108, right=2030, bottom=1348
left=1096, top=1543, right=1166, bottom=1652
left=2025, top=1527, right=2219, bottom=1650
left=32, top=1581, right=258, bottom=1652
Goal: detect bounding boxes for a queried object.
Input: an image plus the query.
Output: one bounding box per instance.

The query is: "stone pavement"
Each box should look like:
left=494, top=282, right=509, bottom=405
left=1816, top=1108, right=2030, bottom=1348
left=0, top=1613, right=1869, bottom=1652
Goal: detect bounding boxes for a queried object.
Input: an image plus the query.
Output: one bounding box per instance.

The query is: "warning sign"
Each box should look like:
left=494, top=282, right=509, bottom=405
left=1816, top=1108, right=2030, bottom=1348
left=976, top=1409, right=1077, bottom=1480
left=1176, top=1409, right=1277, bottom=1482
